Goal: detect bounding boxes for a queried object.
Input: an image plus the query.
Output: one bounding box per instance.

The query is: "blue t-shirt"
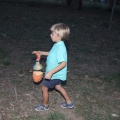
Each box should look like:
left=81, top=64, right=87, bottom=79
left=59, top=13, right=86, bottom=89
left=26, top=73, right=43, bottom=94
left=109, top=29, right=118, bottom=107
left=46, top=41, right=67, bottom=81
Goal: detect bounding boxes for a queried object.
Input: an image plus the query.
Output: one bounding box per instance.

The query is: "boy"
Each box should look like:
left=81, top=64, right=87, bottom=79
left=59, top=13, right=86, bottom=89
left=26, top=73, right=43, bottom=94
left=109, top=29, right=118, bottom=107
left=32, top=23, right=74, bottom=111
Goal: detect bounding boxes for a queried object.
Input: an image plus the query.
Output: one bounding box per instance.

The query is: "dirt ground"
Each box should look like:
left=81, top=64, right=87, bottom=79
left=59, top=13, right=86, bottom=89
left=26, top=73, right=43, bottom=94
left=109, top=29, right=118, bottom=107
left=0, top=2, right=120, bottom=120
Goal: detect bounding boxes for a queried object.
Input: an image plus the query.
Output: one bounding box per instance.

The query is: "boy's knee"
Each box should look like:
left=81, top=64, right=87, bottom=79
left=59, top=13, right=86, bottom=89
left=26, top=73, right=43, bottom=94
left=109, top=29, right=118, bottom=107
left=55, top=85, right=63, bottom=91
left=42, top=85, right=48, bottom=91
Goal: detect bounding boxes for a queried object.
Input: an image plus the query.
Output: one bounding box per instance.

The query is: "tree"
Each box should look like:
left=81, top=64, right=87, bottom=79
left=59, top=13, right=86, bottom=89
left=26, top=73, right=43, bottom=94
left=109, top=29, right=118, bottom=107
left=107, top=0, right=116, bottom=11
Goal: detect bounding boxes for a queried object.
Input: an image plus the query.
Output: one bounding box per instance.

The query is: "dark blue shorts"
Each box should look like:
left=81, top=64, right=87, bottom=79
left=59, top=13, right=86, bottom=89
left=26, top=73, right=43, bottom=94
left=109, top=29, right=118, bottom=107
left=43, top=79, right=61, bottom=89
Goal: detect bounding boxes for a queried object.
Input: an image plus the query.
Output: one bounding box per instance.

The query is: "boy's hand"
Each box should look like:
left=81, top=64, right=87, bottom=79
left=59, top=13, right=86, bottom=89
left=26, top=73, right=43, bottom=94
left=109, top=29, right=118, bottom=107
left=45, top=71, right=53, bottom=79
left=32, top=51, right=41, bottom=58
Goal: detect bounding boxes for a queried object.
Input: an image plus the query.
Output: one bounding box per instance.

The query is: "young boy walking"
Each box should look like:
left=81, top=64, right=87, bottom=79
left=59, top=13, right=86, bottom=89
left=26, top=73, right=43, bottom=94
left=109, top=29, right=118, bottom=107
left=32, top=23, right=74, bottom=111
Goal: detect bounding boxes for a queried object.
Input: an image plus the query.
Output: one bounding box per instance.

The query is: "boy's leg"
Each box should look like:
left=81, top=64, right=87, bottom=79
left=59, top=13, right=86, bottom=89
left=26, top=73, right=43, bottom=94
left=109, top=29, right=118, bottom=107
left=35, top=85, right=49, bottom=111
left=55, top=84, right=74, bottom=108
left=42, top=85, right=49, bottom=106
left=55, top=84, right=71, bottom=104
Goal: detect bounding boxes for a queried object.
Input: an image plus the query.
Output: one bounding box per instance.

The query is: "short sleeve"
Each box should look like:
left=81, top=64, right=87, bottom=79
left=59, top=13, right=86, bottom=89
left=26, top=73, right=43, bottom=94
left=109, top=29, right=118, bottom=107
left=56, top=46, right=67, bottom=64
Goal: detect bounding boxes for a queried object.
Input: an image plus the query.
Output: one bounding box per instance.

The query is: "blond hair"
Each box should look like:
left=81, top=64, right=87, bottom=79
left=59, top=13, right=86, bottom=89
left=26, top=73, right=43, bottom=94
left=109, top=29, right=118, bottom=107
left=50, top=23, right=70, bottom=40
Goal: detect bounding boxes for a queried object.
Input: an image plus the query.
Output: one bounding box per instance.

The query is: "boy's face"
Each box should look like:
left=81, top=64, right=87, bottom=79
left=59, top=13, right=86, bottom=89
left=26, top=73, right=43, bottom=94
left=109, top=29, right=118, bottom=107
left=50, top=31, right=61, bottom=42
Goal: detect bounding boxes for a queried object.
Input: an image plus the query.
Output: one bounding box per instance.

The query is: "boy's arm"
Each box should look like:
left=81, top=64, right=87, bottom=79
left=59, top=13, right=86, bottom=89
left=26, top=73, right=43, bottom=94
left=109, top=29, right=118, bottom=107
left=38, top=51, right=49, bottom=56
left=45, top=61, right=66, bottom=79
left=32, top=51, right=49, bottom=58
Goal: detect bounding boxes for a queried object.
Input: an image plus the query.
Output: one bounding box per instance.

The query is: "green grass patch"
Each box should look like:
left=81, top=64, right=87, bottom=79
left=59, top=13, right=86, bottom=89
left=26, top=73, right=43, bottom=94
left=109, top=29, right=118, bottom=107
left=0, top=48, right=11, bottom=66
left=11, top=78, right=23, bottom=85
left=2, top=60, right=11, bottom=66
left=24, top=116, right=43, bottom=120
left=46, top=112, right=66, bottom=120
left=75, top=96, right=120, bottom=120
left=0, top=48, right=8, bottom=58
left=92, top=72, right=120, bottom=89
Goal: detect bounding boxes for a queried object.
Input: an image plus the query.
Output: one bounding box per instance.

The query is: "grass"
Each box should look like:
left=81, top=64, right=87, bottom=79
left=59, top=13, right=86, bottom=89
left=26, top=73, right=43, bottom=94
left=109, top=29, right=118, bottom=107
left=74, top=79, right=120, bottom=119
left=11, top=112, right=66, bottom=120
left=90, top=72, right=120, bottom=90
left=0, top=48, right=11, bottom=66
left=11, top=78, right=23, bottom=85
left=2, top=60, right=11, bottom=66
left=0, top=48, right=7, bottom=58
left=46, top=112, right=66, bottom=120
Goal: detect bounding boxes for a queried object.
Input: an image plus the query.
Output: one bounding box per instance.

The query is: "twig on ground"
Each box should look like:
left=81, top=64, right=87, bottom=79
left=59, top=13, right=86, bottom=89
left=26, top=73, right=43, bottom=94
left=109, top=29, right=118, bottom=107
left=13, top=87, right=18, bottom=102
